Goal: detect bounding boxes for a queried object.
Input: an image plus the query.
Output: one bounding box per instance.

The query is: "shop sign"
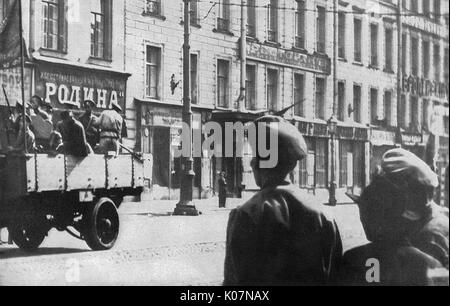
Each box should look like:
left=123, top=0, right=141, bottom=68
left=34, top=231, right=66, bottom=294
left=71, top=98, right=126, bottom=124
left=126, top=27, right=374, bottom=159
left=402, top=133, right=423, bottom=146
left=403, top=15, right=447, bottom=37
left=402, top=75, right=448, bottom=99
left=247, top=42, right=331, bottom=75
left=371, top=129, right=396, bottom=146
left=0, top=67, right=32, bottom=107
left=35, top=62, right=129, bottom=111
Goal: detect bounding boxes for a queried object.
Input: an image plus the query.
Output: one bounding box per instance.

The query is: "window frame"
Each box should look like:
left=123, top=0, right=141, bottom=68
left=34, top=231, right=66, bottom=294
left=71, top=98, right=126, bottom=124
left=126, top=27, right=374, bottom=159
left=245, top=64, right=257, bottom=110
left=353, top=18, right=362, bottom=63
left=294, top=0, right=306, bottom=49
left=41, top=0, right=67, bottom=53
left=293, top=72, right=305, bottom=117
left=217, top=58, right=231, bottom=109
left=145, top=45, right=162, bottom=100
left=266, top=67, right=279, bottom=111
left=315, top=77, right=326, bottom=120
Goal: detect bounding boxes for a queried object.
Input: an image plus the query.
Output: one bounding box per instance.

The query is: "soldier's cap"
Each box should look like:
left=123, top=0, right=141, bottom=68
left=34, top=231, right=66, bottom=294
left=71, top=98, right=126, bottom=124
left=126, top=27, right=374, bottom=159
left=111, top=101, right=123, bottom=112
left=382, top=148, right=439, bottom=188
left=252, top=115, right=308, bottom=162
left=83, top=100, right=96, bottom=108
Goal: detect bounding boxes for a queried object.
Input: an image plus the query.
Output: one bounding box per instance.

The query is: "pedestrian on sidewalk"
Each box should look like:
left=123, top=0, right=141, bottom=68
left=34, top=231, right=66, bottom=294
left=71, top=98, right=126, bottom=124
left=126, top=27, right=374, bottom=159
left=218, top=171, right=227, bottom=208
left=224, top=116, right=343, bottom=286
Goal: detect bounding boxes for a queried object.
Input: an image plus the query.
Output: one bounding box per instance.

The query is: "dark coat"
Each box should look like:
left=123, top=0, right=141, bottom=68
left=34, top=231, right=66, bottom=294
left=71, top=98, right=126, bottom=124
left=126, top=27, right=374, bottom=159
left=339, top=204, right=449, bottom=286
left=57, top=118, right=89, bottom=157
left=224, top=182, right=343, bottom=286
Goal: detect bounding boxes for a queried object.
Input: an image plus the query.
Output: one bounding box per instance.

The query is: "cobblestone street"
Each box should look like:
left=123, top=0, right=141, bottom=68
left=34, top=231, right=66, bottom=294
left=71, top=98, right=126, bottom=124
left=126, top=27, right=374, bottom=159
left=0, top=199, right=367, bottom=286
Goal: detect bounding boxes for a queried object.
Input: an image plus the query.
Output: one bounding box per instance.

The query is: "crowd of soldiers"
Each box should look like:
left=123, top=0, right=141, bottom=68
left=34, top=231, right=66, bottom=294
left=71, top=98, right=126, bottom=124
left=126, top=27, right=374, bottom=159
left=5, top=96, right=127, bottom=156
left=224, top=115, right=449, bottom=286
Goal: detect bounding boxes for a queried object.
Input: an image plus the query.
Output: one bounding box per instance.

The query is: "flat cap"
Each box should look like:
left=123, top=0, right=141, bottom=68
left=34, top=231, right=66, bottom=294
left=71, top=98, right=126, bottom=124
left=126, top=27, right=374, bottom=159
left=253, top=115, right=308, bottom=162
left=382, top=148, right=439, bottom=188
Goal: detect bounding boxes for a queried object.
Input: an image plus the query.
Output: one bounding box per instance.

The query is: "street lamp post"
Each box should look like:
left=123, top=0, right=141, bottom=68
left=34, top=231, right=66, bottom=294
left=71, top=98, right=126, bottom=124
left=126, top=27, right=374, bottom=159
left=327, top=116, right=338, bottom=207
left=173, top=0, right=199, bottom=216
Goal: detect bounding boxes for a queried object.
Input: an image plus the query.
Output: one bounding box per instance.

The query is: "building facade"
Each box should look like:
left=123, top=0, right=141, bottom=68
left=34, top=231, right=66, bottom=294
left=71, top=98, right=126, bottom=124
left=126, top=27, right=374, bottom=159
left=0, top=0, right=129, bottom=151
left=1, top=0, right=448, bottom=204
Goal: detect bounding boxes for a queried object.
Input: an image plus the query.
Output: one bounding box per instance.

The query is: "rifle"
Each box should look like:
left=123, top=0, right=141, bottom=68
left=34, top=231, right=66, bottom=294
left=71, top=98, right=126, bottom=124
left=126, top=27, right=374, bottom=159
left=255, top=99, right=307, bottom=118
left=119, top=142, right=144, bottom=163
left=1, top=84, right=13, bottom=118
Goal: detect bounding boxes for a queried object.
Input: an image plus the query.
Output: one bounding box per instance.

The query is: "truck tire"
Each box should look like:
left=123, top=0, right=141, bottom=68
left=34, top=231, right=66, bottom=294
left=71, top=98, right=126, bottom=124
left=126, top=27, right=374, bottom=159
left=84, top=198, right=120, bottom=251
left=9, top=217, right=47, bottom=252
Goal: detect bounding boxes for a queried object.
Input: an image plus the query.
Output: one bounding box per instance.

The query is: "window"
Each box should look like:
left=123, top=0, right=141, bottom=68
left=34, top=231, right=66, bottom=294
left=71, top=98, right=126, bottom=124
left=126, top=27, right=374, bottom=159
left=445, top=48, right=449, bottom=82
left=370, top=24, right=378, bottom=67
left=399, top=94, right=407, bottom=129
left=267, top=68, right=278, bottom=111
left=217, top=0, right=230, bottom=32
left=339, top=140, right=352, bottom=188
left=144, top=0, right=161, bottom=16
left=295, top=0, right=305, bottom=49
left=315, top=77, right=326, bottom=119
left=353, top=84, right=361, bottom=123
left=298, top=139, right=327, bottom=189
left=217, top=59, right=230, bottom=108
left=423, top=0, right=430, bottom=17
left=354, top=18, right=362, bottom=62
left=411, top=36, right=419, bottom=76
left=410, top=96, right=419, bottom=132
left=422, top=40, right=430, bottom=78
left=267, top=0, right=278, bottom=42
left=245, top=65, right=256, bottom=110
left=42, top=0, right=66, bottom=52
left=433, top=0, right=441, bottom=22
left=316, top=6, right=326, bottom=53
left=191, top=54, right=198, bottom=104
left=0, top=0, right=14, bottom=20
left=422, top=99, right=429, bottom=131
left=190, top=0, right=199, bottom=25
left=145, top=46, right=161, bottom=99
left=370, top=88, right=378, bottom=125
left=384, top=91, right=392, bottom=127
left=402, top=34, right=407, bottom=74
left=410, top=0, right=418, bottom=13
left=90, top=0, right=112, bottom=60
left=247, top=0, right=256, bottom=37
left=294, top=73, right=304, bottom=117
left=434, top=44, right=440, bottom=81
left=299, top=138, right=313, bottom=188
left=315, top=139, right=328, bottom=188
left=338, top=12, right=345, bottom=59
left=385, top=27, right=393, bottom=71
left=337, top=81, right=346, bottom=121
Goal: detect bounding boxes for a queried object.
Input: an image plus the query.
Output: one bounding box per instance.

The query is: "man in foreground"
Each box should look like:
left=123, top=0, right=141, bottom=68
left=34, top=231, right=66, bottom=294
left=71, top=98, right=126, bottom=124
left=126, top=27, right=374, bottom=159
left=224, top=116, right=343, bottom=286
left=340, top=149, right=449, bottom=286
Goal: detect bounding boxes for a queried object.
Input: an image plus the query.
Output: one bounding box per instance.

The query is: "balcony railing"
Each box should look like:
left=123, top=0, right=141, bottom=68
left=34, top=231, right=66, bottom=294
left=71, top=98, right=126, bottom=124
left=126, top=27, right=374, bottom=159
left=217, top=17, right=230, bottom=32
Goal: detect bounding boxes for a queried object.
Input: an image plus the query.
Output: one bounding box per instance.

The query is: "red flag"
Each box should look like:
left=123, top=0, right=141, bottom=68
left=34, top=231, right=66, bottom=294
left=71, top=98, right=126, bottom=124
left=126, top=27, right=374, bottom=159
left=0, top=0, right=27, bottom=69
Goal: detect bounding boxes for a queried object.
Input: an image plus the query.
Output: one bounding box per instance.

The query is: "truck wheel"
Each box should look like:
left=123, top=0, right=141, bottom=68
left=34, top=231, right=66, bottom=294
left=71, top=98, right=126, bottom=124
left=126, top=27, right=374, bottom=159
left=9, top=217, right=47, bottom=252
left=84, top=198, right=120, bottom=251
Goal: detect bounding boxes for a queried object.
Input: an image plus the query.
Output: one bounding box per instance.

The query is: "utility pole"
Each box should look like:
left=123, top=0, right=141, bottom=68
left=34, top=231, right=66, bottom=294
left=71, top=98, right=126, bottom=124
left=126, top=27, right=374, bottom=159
left=238, top=0, right=247, bottom=112
left=327, top=0, right=338, bottom=206
left=396, top=0, right=403, bottom=143
left=174, top=0, right=199, bottom=216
